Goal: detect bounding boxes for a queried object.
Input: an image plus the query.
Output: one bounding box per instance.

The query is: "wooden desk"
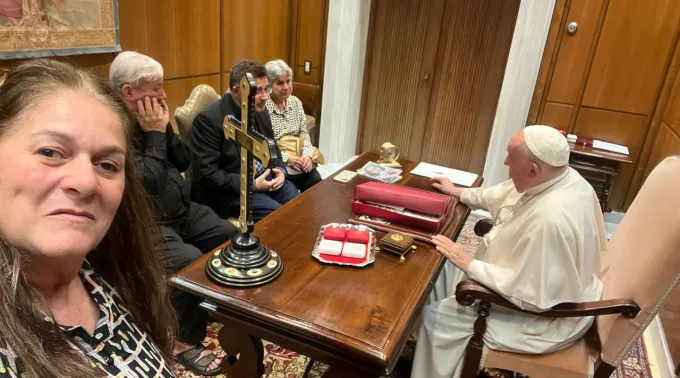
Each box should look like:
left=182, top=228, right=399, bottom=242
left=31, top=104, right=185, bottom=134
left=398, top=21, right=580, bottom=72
left=568, top=143, right=633, bottom=212
left=170, top=152, right=481, bottom=377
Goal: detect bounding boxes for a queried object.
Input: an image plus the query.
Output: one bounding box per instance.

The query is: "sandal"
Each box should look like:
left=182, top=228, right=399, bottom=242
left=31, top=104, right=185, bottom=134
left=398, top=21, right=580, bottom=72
left=175, top=345, right=222, bottom=376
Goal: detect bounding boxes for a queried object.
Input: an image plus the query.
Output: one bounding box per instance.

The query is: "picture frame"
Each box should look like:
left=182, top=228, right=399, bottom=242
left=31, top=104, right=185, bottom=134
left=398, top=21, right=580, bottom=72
left=0, top=0, right=120, bottom=60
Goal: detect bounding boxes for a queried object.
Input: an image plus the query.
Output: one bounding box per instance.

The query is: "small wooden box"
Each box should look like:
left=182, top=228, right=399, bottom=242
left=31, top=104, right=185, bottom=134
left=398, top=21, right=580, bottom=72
left=377, top=232, right=416, bottom=262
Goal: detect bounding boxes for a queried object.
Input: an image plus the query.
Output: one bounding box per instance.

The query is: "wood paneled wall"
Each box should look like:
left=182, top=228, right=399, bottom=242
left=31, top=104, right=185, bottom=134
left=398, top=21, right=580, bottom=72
left=627, top=43, right=680, bottom=203
left=528, top=0, right=680, bottom=210
left=118, top=0, right=222, bottom=128
left=419, top=0, right=519, bottom=172
left=0, top=0, right=328, bottom=132
left=289, top=0, right=328, bottom=86
left=359, top=0, right=519, bottom=175
left=0, top=53, right=113, bottom=78
left=360, top=0, right=445, bottom=160
left=222, top=0, right=292, bottom=90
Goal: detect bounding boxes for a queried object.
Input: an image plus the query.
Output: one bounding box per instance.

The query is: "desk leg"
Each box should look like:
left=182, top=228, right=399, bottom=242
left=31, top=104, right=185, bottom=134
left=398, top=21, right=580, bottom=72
left=323, top=365, right=376, bottom=378
left=218, top=324, right=265, bottom=378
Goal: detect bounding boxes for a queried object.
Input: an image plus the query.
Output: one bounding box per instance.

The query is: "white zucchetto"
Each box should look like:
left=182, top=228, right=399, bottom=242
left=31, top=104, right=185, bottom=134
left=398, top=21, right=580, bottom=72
left=523, top=125, right=570, bottom=167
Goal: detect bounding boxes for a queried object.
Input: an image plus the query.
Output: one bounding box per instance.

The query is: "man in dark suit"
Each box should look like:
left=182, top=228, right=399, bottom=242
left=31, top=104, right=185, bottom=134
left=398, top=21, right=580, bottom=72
left=190, top=60, right=298, bottom=222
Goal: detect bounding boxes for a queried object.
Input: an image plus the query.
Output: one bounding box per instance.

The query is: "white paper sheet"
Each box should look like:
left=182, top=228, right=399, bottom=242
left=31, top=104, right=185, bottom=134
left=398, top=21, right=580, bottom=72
left=410, top=162, right=478, bottom=186
left=593, top=140, right=629, bottom=155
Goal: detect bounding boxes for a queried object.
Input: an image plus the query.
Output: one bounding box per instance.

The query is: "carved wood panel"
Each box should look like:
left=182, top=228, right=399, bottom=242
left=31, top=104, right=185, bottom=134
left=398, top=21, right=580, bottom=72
left=359, top=0, right=446, bottom=158
left=360, top=0, right=519, bottom=174
left=419, top=0, right=519, bottom=173
left=546, top=0, right=605, bottom=105
left=582, top=0, right=680, bottom=114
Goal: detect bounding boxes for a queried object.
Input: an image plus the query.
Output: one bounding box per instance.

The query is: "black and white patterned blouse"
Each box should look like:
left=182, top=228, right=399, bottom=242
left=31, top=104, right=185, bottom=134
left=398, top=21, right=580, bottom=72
left=265, top=95, right=314, bottom=162
left=0, top=261, right=176, bottom=377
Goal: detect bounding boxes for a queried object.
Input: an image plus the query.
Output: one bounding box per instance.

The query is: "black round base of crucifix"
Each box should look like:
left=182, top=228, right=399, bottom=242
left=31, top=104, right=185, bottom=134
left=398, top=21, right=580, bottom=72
left=206, top=233, right=283, bottom=287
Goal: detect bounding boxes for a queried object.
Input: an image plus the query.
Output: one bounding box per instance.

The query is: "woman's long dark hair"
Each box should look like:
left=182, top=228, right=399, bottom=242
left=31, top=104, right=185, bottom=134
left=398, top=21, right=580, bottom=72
left=0, top=59, right=177, bottom=377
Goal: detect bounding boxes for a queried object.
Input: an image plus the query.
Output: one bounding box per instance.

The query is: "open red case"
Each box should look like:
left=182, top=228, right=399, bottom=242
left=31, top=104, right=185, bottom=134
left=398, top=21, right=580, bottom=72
left=350, top=182, right=457, bottom=232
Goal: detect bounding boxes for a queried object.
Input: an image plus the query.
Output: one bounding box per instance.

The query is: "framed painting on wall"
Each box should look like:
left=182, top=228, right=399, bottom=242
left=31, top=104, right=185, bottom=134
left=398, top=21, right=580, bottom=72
left=0, top=0, right=119, bottom=59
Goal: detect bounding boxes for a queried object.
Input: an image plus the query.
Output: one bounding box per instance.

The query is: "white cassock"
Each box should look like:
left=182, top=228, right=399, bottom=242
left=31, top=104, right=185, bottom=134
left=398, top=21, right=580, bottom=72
left=411, top=167, right=607, bottom=378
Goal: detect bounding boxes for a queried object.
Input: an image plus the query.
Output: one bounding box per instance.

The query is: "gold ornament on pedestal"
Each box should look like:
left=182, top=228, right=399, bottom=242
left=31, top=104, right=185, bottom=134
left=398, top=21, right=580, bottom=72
left=377, top=142, right=401, bottom=167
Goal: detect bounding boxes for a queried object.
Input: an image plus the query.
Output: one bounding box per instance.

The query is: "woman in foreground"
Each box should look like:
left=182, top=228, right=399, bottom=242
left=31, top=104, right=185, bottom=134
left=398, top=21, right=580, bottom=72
left=0, top=59, right=177, bottom=377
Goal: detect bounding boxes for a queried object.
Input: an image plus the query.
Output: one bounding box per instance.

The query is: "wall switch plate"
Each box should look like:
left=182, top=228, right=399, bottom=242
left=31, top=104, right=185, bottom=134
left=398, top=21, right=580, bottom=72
left=304, top=60, right=312, bottom=74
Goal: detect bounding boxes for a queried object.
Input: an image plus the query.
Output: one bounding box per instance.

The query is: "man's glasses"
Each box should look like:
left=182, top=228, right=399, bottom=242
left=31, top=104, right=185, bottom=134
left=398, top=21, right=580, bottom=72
left=256, top=86, right=270, bottom=96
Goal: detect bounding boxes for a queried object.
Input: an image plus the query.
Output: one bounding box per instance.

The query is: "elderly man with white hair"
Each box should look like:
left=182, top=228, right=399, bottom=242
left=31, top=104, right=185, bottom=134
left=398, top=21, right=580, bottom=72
left=110, top=51, right=236, bottom=376
left=410, top=125, right=607, bottom=378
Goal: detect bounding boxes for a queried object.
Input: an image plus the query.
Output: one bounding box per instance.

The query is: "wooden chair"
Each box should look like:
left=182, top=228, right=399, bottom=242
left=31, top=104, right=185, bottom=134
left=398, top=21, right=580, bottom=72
left=459, top=156, right=680, bottom=378
left=293, top=82, right=320, bottom=146
left=174, top=85, right=239, bottom=227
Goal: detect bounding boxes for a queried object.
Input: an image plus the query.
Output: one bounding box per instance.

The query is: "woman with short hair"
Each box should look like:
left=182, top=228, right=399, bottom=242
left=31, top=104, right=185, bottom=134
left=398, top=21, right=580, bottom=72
left=265, top=59, right=324, bottom=192
left=0, top=59, right=177, bottom=377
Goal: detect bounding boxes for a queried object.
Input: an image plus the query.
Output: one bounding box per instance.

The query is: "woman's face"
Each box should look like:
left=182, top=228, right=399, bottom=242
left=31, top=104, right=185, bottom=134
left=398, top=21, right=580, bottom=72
left=271, top=74, right=293, bottom=101
left=0, top=89, right=127, bottom=258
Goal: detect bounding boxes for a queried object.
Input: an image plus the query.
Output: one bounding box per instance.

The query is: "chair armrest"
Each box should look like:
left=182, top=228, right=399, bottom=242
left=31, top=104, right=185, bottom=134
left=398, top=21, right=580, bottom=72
left=455, top=279, right=640, bottom=319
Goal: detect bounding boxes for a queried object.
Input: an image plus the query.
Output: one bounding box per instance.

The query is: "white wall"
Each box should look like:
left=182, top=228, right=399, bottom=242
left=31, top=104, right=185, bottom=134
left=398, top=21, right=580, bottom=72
left=319, top=0, right=556, bottom=180
left=318, top=0, right=372, bottom=164
left=481, top=0, right=556, bottom=186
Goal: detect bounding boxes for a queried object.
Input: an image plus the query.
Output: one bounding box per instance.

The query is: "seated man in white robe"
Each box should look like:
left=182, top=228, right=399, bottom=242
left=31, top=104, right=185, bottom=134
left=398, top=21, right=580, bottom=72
left=411, top=125, right=607, bottom=378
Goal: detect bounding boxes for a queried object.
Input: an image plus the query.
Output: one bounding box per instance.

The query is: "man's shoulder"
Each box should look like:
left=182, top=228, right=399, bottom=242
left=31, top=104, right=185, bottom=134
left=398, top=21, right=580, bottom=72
left=194, top=98, right=225, bottom=129
left=131, top=123, right=144, bottom=143
left=530, top=189, right=595, bottom=229
left=256, top=108, right=274, bottom=128
left=483, top=179, right=517, bottom=198
left=197, top=97, right=223, bottom=118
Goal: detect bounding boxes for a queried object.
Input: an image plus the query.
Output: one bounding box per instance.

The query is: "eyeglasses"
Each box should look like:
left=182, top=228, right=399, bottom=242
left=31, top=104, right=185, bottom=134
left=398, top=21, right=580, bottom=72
left=256, top=86, right=270, bottom=96
left=233, top=85, right=271, bottom=96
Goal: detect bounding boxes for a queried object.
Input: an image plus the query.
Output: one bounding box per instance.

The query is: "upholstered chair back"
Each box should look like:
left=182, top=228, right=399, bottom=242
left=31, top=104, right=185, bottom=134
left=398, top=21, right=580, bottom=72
left=597, top=156, right=680, bottom=366
left=174, top=84, right=220, bottom=142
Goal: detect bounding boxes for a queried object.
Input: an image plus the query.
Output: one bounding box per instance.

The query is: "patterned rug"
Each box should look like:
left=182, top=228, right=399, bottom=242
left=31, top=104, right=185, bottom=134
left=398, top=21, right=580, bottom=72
left=174, top=213, right=655, bottom=378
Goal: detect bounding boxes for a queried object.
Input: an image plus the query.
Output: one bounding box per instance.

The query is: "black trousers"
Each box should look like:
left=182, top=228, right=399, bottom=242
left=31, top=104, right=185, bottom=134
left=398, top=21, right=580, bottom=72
left=288, top=168, right=322, bottom=192
left=158, top=202, right=238, bottom=345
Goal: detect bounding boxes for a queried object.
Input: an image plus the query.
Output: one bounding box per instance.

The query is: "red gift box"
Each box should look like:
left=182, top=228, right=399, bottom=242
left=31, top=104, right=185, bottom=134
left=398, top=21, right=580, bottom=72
left=346, top=230, right=369, bottom=244
left=323, top=227, right=346, bottom=241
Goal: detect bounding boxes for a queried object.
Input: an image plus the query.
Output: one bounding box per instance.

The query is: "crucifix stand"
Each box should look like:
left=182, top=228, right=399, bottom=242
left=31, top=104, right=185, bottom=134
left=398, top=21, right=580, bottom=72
left=206, top=73, right=284, bottom=287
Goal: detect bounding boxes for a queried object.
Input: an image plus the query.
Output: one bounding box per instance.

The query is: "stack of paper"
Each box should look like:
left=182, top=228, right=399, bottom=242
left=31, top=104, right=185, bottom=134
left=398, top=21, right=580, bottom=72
left=593, top=140, right=629, bottom=155
left=410, top=162, right=478, bottom=186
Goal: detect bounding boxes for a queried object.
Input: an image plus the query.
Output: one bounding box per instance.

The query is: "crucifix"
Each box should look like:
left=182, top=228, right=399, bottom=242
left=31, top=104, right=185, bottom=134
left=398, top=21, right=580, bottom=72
left=206, top=73, right=284, bottom=287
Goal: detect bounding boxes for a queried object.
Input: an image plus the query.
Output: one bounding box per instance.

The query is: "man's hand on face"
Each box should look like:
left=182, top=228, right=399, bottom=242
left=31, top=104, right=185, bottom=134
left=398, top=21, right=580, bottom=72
left=136, top=96, right=168, bottom=132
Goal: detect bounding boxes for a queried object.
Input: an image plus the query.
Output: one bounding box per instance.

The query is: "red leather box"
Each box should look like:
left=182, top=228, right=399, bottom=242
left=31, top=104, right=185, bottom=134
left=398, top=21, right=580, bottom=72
left=351, top=182, right=455, bottom=232
left=353, top=182, right=452, bottom=216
